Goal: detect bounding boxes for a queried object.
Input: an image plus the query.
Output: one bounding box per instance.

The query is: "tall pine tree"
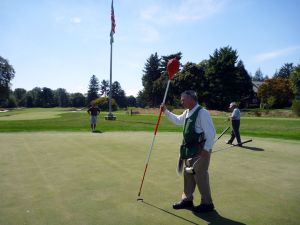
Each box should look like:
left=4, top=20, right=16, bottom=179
left=87, top=75, right=99, bottom=105
left=141, top=53, right=162, bottom=107
left=205, top=46, right=253, bottom=110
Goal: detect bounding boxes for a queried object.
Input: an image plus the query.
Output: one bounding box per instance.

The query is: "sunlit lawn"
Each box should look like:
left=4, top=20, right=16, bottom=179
left=0, top=108, right=299, bottom=140
left=0, top=132, right=299, bottom=225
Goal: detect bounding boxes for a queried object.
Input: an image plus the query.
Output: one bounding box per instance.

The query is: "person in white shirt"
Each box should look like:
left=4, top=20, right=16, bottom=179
left=160, top=90, right=216, bottom=213
left=226, top=102, right=242, bottom=146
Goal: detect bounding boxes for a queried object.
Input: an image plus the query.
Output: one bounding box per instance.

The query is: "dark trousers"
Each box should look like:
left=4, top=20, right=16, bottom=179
left=229, top=120, right=241, bottom=144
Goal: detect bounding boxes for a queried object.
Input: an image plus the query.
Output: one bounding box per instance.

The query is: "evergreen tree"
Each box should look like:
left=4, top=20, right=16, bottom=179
left=110, top=81, right=127, bottom=108
left=87, top=75, right=99, bottom=105
left=205, top=46, right=253, bottom=110
left=156, top=52, right=182, bottom=106
left=253, top=68, right=264, bottom=81
left=236, top=60, right=255, bottom=107
left=100, top=79, right=109, bottom=97
left=274, top=63, right=295, bottom=78
left=173, top=61, right=206, bottom=105
left=136, top=90, right=147, bottom=108
left=141, top=52, right=162, bottom=107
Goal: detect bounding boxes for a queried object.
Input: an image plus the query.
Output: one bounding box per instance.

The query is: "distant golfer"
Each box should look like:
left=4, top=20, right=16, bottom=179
left=226, top=102, right=242, bottom=146
left=87, top=104, right=100, bottom=132
left=161, top=90, right=216, bottom=213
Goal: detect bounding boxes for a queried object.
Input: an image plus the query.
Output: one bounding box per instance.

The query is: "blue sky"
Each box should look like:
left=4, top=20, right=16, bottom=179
left=1, top=0, right=300, bottom=96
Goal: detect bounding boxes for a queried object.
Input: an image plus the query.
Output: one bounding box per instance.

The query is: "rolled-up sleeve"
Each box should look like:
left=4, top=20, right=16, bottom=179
left=164, top=110, right=186, bottom=126
left=199, top=110, right=216, bottom=151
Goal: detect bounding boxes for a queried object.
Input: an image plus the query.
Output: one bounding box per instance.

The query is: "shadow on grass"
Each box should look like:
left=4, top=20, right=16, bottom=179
left=92, top=130, right=103, bottom=133
left=141, top=201, right=246, bottom=225
left=141, top=200, right=199, bottom=225
left=213, top=143, right=264, bottom=154
left=240, top=146, right=264, bottom=151
left=193, top=210, right=246, bottom=225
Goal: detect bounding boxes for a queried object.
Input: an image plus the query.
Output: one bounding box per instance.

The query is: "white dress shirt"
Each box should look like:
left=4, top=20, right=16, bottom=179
left=164, top=104, right=216, bottom=152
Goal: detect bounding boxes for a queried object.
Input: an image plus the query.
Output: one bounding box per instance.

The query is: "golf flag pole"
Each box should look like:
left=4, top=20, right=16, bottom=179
left=137, top=58, right=180, bottom=199
left=106, top=0, right=116, bottom=120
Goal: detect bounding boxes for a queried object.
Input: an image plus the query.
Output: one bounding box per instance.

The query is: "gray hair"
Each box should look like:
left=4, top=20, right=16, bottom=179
left=181, top=90, right=198, bottom=101
left=229, top=102, right=237, bottom=108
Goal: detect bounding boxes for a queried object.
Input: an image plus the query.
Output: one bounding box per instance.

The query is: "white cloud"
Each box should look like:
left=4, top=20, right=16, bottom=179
left=255, top=46, right=300, bottom=62
left=140, top=0, right=228, bottom=24
left=70, top=17, right=81, bottom=24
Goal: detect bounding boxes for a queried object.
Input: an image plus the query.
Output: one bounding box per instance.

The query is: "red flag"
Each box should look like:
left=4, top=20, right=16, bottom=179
left=110, top=0, right=116, bottom=37
left=167, top=58, right=180, bottom=80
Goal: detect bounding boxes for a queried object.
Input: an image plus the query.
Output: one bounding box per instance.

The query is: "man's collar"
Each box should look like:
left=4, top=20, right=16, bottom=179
left=187, top=104, right=200, bottom=115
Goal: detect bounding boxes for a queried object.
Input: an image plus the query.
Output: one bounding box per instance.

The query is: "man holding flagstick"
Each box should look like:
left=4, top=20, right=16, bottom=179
left=161, top=90, right=216, bottom=213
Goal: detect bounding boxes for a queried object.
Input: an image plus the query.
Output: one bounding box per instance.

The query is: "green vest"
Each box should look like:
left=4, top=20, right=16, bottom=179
left=180, top=106, right=202, bottom=159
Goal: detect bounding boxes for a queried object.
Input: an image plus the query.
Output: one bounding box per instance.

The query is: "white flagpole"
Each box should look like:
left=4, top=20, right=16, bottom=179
left=106, top=0, right=116, bottom=120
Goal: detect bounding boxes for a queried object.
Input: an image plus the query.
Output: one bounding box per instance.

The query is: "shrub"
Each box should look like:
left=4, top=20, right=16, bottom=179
left=292, top=99, right=300, bottom=116
left=267, top=96, right=276, bottom=108
left=93, top=97, right=118, bottom=111
left=253, top=109, right=261, bottom=117
left=7, top=95, right=17, bottom=108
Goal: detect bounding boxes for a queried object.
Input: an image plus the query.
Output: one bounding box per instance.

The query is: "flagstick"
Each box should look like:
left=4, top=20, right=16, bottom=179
left=137, top=80, right=171, bottom=198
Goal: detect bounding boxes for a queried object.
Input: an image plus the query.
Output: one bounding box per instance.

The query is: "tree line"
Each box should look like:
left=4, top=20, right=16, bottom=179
left=0, top=76, right=136, bottom=110
left=257, top=63, right=300, bottom=115
left=1, top=46, right=300, bottom=112
left=137, top=47, right=300, bottom=111
left=138, top=47, right=254, bottom=110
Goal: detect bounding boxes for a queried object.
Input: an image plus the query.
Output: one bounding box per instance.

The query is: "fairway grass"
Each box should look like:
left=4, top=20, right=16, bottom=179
left=0, top=132, right=299, bottom=225
left=0, top=108, right=300, bottom=140
left=0, top=108, right=71, bottom=121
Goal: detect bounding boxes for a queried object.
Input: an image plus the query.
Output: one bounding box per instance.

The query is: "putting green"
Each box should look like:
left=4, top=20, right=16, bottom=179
left=0, top=111, right=68, bottom=121
left=0, top=108, right=79, bottom=121
left=0, top=132, right=299, bottom=225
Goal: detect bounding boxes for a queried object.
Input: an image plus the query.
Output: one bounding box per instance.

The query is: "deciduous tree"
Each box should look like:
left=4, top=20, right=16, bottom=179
left=290, top=64, right=300, bottom=99
left=257, top=77, right=293, bottom=108
left=0, top=56, right=15, bottom=98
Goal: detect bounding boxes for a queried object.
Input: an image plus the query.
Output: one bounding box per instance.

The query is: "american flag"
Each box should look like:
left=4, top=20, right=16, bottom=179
left=110, top=0, right=116, bottom=43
